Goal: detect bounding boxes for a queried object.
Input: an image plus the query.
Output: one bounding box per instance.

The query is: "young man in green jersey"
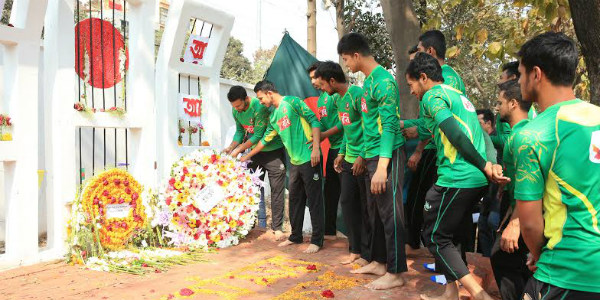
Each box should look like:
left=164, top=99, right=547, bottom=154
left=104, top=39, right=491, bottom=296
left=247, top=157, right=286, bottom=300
left=402, top=31, right=469, bottom=256
left=241, top=80, right=324, bottom=254
left=308, top=61, right=343, bottom=241
left=489, top=80, right=533, bottom=300
left=223, top=86, right=287, bottom=241
left=513, top=32, right=600, bottom=300
left=406, top=52, right=506, bottom=300
left=314, top=61, right=370, bottom=266
left=338, top=32, right=407, bottom=290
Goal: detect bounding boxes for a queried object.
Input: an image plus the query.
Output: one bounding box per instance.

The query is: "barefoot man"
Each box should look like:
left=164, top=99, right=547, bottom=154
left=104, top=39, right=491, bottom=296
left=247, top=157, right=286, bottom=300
left=338, top=32, right=408, bottom=290
left=314, top=61, right=370, bottom=266
left=405, top=52, right=506, bottom=300
left=224, top=86, right=287, bottom=241
left=242, top=80, right=325, bottom=254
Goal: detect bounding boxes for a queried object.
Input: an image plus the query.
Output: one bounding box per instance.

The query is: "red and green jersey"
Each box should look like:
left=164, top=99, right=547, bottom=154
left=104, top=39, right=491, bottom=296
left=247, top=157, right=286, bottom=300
left=336, top=85, right=365, bottom=163
left=232, top=97, right=283, bottom=152
left=502, top=119, right=530, bottom=208
left=317, top=92, right=344, bottom=149
left=514, top=99, right=600, bottom=293
left=261, top=96, right=321, bottom=165
left=361, top=65, right=404, bottom=158
left=421, top=84, right=488, bottom=188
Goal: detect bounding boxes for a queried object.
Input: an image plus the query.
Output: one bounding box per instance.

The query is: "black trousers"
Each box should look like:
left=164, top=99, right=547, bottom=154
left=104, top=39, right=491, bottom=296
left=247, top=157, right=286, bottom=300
left=248, top=148, right=287, bottom=231
left=522, top=278, right=600, bottom=300
left=288, top=161, right=325, bottom=247
left=422, top=185, right=487, bottom=281
left=340, top=160, right=370, bottom=259
left=490, top=193, right=532, bottom=300
left=324, top=147, right=342, bottom=235
left=405, top=148, right=438, bottom=249
left=365, top=147, right=408, bottom=274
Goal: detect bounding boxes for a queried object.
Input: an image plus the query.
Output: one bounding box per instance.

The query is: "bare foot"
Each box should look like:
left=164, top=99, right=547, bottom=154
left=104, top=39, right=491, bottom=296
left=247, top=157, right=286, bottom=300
left=324, top=235, right=337, bottom=241
left=303, top=244, right=320, bottom=254
left=420, top=281, right=459, bottom=300
left=274, top=230, right=286, bottom=241
left=350, top=261, right=386, bottom=275
left=365, top=272, right=405, bottom=290
left=340, top=253, right=361, bottom=265
left=278, top=240, right=295, bottom=247
left=354, top=258, right=368, bottom=267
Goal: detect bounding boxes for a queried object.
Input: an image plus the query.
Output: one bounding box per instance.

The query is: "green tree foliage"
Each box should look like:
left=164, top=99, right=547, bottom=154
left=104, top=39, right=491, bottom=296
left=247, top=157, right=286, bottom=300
left=415, top=0, right=588, bottom=108
left=249, top=45, right=278, bottom=84
left=343, top=0, right=394, bottom=70
left=220, top=37, right=253, bottom=83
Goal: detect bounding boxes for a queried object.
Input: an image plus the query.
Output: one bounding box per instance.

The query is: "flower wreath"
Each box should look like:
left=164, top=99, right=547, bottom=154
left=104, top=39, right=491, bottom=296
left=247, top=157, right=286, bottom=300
left=154, top=149, right=262, bottom=249
left=81, top=169, right=147, bottom=250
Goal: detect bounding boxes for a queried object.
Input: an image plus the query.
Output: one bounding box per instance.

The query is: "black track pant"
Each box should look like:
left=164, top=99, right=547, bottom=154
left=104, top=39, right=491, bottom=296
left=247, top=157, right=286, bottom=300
left=405, top=148, right=438, bottom=249
left=365, top=147, right=407, bottom=274
left=324, top=147, right=342, bottom=235
left=339, top=159, right=370, bottom=260
left=522, top=278, right=600, bottom=300
left=422, top=184, right=487, bottom=281
left=288, top=161, right=325, bottom=247
left=248, top=148, right=287, bottom=231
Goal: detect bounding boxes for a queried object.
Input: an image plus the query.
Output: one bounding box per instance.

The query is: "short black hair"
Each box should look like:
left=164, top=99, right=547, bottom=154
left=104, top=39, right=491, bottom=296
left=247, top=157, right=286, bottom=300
left=314, top=61, right=347, bottom=83
left=405, top=52, right=444, bottom=82
left=227, top=86, right=248, bottom=102
left=337, top=32, right=371, bottom=56
left=254, top=80, right=278, bottom=94
left=517, top=32, right=578, bottom=87
left=498, top=80, right=532, bottom=112
left=501, top=61, right=520, bottom=79
left=408, top=44, right=418, bottom=55
left=419, top=30, right=446, bottom=60
left=307, top=61, right=322, bottom=74
left=476, top=109, right=495, bottom=126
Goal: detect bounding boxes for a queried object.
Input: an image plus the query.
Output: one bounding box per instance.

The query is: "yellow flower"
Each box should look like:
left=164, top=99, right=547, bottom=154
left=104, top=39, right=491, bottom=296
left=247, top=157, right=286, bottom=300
left=1, top=133, right=12, bottom=141
left=174, top=181, right=183, bottom=190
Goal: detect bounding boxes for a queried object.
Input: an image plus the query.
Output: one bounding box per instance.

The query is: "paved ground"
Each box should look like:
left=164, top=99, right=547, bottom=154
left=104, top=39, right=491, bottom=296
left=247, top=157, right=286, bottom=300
left=0, top=230, right=499, bottom=300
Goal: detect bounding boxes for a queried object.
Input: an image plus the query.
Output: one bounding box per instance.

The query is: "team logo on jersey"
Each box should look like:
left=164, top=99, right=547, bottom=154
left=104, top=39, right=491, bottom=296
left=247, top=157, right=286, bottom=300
left=324, top=97, right=328, bottom=104
left=243, top=125, right=255, bottom=133
left=277, top=115, right=291, bottom=131
left=339, top=112, right=351, bottom=126
left=313, top=173, right=320, bottom=181
left=249, top=118, right=254, bottom=125
left=361, top=97, right=368, bottom=113
left=318, top=106, right=328, bottom=118
left=460, top=95, right=476, bottom=112
left=590, top=130, right=600, bottom=163
left=346, top=102, right=350, bottom=110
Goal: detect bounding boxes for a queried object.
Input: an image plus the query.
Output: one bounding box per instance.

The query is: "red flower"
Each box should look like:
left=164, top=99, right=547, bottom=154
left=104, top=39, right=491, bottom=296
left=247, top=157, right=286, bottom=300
left=217, top=180, right=224, bottom=186
left=132, top=193, right=139, bottom=200
left=180, top=127, right=185, bottom=133
left=179, top=58, right=184, bottom=62
left=203, top=165, right=209, bottom=171
left=210, top=154, right=217, bottom=163
left=103, top=179, right=109, bottom=186
left=5, top=117, right=11, bottom=126
left=193, top=233, right=200, bottom=240
left=142, top=263, right=148, bottom=267
left=93, top=197, right=99, bottom=205
left=123, top=180, right=129, bottom=186
left=306, top=265, right=317, bottom=271
left=125, top=187, right=131, bottom=194
left=166, top=198, right=172, bottom=205
left=262, top=278, right=268, bottom=283
left=169, top=178, right=176, bottom=186
left=103, top=190, right=109, bottom=197
left=183, top=167, right=189, bottom=174
left=114, top=179, right=121, bottom=185
left=118, top=198, right=124, bottom=204
left=180, top=175, right=185, bottom=182
left=177, top=202, right=182, bottom=207
left=192, top=61, right=198, bottom=64
left=321, top=290, right=335, bottom=298
left=229, top=276, right=235, bottom=279
left=173, top=213, right=179, bottom=218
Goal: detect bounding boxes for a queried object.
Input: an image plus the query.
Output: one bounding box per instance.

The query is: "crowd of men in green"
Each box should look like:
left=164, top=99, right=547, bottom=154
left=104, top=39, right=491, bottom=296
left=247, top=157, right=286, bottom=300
left=222, top=30, right=600, bottom=300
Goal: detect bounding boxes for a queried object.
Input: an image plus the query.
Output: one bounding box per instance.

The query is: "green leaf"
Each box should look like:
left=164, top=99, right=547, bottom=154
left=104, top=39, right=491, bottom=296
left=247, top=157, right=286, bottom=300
left=476, top=28, right=488, bottom=44
left=446, top=46, right=460, bottom=59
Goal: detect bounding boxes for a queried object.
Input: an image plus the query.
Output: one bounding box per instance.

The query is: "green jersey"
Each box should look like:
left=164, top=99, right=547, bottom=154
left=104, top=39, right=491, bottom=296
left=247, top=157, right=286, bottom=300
left=261, top=96, right=321, bottom=165
left=421, top=84, right=487, bottom=188
left=317, top=92, right=344, bottom=149
left=441, top=64, right=466, bottom=95
left=232, top=97, right=283, bottom=152
left=336, top=85, right=365, bottom=163
left=502, top=119, right=530, bottom=208
left=361, top=65, right=404, bottom=159
left=514, top=99, right=600, bottom=293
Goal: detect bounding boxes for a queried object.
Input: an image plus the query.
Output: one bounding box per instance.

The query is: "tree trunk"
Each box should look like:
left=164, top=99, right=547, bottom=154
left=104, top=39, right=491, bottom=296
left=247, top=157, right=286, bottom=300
left=307, top=0, right=317, bottom=56
left=334, top=0, right=346, bottom=69
left=569, top=0, right=600, bottom=104
left=380, top=0, right=421, bottom=119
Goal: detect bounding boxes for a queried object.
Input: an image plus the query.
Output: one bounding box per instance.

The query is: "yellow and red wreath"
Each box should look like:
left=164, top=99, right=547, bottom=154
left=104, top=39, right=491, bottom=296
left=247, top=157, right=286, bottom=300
left=81, top=169, right=146, bottom=250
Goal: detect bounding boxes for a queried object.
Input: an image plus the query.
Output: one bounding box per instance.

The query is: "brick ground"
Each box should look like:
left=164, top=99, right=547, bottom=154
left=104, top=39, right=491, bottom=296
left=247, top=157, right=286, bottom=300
left=0, top=229, right=499, bottom=300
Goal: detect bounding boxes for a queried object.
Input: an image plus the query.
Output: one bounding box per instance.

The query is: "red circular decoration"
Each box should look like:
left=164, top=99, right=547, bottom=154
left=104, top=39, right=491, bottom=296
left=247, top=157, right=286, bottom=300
left=75, top=18, right=129, bottom=89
